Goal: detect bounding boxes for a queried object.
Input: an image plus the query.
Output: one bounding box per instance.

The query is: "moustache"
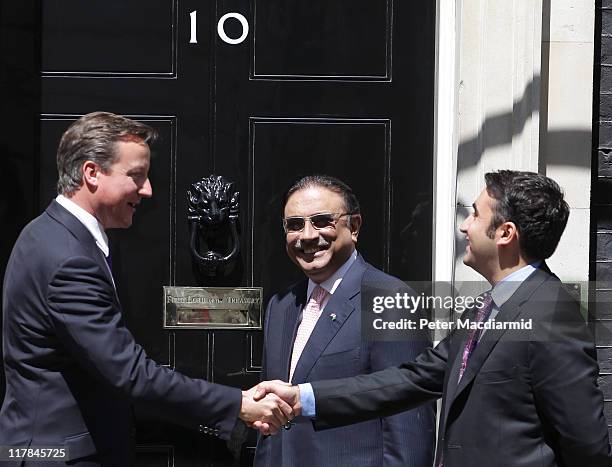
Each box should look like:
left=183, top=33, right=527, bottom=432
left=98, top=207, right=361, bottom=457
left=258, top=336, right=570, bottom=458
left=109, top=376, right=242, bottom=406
left=295, top=236, right=331, bottom=250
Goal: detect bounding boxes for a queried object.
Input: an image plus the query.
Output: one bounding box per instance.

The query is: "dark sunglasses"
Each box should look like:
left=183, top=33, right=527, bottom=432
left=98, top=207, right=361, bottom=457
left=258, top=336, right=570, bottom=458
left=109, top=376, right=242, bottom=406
left=282, top=212, right=351, bottom=233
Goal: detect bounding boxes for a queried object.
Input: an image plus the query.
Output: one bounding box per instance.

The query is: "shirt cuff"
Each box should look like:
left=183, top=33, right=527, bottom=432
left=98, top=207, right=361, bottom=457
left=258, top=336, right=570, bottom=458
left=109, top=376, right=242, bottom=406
left=298, top=383, right=316, bottom=418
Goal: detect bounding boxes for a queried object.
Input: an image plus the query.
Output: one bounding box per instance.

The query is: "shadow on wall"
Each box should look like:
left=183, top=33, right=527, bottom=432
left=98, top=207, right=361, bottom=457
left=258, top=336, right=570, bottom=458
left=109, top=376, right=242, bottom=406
left=456, top=76, right=540, bottom=173
left=452, top=73, right=591, bottom=263
left=454, top=0, right=590, bottom=264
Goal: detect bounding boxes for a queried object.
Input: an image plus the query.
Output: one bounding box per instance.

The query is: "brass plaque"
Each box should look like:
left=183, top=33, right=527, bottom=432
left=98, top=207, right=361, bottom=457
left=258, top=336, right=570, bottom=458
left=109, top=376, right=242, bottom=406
left=163, top=287, right=263, bottom=329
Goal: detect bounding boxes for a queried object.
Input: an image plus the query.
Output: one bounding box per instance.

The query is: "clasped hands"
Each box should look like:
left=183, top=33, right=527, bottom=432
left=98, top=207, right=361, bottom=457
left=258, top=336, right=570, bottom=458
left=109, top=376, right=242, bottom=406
left=239, top=380, right=301, bottom=435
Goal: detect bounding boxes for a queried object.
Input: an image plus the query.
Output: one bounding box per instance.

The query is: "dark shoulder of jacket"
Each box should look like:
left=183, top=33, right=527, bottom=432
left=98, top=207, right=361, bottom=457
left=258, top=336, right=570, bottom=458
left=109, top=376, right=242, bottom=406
left=361, top=262, right=414, bottom=294
left=535, top=272, right=583, bottom=320
left=267, top=278, right=308, bottom=306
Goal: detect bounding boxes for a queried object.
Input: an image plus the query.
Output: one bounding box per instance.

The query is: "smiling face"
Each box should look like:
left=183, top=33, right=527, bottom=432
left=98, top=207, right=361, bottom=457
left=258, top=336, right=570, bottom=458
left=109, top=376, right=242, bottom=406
left=284, top=186, right=360, bottom=283
left=459, top=188, right=500, bottom=279
left=94, top=139, right=152, bottom=229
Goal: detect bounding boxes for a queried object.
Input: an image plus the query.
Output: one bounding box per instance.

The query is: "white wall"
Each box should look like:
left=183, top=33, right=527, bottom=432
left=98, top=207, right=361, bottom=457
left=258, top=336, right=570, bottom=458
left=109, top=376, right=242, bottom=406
left=540, top=0, right=594, bottom=283
left=439, top=0, right=595, bottom=286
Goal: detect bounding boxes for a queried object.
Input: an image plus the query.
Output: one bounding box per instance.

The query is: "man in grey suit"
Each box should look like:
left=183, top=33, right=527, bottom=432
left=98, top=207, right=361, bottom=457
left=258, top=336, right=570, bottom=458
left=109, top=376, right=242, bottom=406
left=255, top=171, right=611, bottom=467
left=254, top=175, right=435, bottom=467
left=0, top=112, right=292, bottom=466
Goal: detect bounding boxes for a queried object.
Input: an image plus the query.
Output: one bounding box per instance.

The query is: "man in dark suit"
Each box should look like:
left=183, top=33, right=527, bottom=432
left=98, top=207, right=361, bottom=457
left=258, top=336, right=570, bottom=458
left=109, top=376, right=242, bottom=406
left=255, top=171, right=612, bottom=467
left=253, top=175, right=435, bottom=467
left=0, top=112, right=292, bottom=466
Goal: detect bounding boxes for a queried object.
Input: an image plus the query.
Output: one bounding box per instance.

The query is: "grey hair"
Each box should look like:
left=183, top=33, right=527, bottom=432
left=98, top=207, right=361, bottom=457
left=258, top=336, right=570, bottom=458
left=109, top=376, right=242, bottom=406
left=283, top=174, right=361, bottom=215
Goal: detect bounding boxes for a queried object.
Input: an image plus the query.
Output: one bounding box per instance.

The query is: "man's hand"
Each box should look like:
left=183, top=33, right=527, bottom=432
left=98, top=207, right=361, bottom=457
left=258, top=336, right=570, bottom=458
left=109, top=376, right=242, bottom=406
left=254, top=380, right=301, bottom=412
left=239, top=385, right=294, bottom=435
left=251, top=380, right=301, bottom=435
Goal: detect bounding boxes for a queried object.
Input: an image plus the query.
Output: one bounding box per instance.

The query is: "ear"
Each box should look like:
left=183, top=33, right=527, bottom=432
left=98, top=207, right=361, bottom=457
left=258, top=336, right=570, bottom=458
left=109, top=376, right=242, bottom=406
left=496, top=221, right=518, bottom=247
left=82, top=161, right=101, bottom=190
left=349, top=214, right=362, bottom=242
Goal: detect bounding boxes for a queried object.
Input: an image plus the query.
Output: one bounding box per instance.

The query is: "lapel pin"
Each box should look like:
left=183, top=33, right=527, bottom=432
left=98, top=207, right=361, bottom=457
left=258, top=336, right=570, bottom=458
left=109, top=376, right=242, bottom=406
left=329, top=313, right=337, bottom=321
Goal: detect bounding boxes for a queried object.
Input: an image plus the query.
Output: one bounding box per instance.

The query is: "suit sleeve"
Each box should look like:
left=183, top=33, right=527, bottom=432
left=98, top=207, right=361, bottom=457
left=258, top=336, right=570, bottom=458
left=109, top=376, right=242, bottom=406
left=366, top=282, right=438, bottom=467
left=529, top=288, right=611, bottom=466
left=371, top=339, right=436, bottom=467
left=46, top=255, right=242, bottom=440
left=312, top=336, right=447, bottom=430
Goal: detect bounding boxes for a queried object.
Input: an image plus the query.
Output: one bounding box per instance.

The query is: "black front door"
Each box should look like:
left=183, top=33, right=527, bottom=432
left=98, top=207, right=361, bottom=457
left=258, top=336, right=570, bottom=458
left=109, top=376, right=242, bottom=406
left=0, top=1, right=435, bottom=465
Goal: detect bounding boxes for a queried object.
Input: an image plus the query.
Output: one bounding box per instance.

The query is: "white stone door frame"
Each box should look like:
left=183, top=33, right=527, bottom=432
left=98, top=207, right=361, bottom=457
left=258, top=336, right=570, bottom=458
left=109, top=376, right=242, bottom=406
left=432, top=0, right=461, bottom=284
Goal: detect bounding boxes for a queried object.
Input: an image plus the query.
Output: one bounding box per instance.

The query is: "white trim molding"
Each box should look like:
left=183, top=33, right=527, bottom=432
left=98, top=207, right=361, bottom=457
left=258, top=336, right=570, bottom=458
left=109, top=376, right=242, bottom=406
left=432, top=0, right=461, bottom=285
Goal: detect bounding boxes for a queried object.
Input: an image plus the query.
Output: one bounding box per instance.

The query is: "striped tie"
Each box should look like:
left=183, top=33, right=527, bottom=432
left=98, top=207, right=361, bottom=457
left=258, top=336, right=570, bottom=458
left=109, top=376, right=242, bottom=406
left=289, top=286, right=328, bottom=382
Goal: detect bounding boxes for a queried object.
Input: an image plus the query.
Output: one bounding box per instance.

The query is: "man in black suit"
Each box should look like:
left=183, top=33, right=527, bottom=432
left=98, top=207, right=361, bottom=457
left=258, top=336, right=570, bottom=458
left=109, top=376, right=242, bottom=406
left=254, top=171, right=612, bottom=467
left=253, top=175, right=435, bottom=467
left=0, top=112, right=292, bottom=466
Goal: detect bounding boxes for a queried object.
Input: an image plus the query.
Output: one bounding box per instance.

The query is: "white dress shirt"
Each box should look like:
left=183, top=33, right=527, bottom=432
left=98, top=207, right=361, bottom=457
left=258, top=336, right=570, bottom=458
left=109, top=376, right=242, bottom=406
left=55, top=194, right=113, bottom=283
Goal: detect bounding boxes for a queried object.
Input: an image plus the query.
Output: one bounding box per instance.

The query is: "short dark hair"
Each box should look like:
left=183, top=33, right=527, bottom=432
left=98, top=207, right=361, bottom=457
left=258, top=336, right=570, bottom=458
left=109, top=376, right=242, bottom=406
left=484, top=170, right=569, bottom=260
left=56, top=111, right=158, bottom=195
left=283, top=175, right=361, bottom=215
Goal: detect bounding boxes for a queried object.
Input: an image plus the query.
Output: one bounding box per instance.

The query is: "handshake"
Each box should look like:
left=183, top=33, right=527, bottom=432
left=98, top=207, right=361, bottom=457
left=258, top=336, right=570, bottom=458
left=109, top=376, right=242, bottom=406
left=239, top=380, right=301, bottom=435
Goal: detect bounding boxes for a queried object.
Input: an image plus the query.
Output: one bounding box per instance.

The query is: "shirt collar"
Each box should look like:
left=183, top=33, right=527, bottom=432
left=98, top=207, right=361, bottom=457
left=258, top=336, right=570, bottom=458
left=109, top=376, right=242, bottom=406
left=491, top=261, right=541, bottom=307
left=56, top=194, right=110, bottom=257
left=306, top=250, right=358, bottom=299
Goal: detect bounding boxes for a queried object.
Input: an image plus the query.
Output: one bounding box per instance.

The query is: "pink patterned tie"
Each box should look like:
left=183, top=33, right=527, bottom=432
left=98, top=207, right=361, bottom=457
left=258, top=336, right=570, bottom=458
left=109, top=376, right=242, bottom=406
left=289, top=285, right=328, bottom=382
left=457, top=292, right=493, bottom=382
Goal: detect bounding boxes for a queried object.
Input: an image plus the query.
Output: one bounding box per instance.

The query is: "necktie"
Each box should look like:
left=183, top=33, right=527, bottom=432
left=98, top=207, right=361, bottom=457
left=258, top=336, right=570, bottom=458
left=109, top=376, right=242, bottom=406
left=104, top=251, right=116, bottom=289
left=289, top=285, right=328, bottom=382
left=105, top=252, right=113, bottom=272
left=457, top=292, right=494, bottom=382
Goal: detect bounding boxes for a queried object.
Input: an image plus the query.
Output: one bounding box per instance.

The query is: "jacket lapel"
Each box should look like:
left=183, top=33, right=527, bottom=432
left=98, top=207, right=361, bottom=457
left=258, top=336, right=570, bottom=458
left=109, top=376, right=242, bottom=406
left=290, top=256, right=367, bottom=384
left=46, top=200, right=117, bottom=297
left=442, top=313, right=475, bottom=422
left=280, top=281, right=308, bottom=380
left=446, top=267, right=551, bottom=411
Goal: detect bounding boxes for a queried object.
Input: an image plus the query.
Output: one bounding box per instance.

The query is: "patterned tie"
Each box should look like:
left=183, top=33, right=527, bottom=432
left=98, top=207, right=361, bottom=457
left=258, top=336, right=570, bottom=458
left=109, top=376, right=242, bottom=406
left=457, top=292, right=494, bottom=382
left=289, top=285, right=328, bottom=382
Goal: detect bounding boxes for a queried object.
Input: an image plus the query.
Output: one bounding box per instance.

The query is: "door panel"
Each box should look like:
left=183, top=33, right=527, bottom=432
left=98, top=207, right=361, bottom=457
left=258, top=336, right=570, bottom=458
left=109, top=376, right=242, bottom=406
left=41, top=0, right=176, bottom=77
left=0, top=1, right=435, bottom=465
left=252, top=0, right=391, bottom=79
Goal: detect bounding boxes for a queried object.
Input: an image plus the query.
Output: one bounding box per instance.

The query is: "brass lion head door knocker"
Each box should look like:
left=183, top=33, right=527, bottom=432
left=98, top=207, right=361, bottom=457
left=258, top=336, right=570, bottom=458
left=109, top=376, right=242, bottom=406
left=187, top=175, right=240, bottom=279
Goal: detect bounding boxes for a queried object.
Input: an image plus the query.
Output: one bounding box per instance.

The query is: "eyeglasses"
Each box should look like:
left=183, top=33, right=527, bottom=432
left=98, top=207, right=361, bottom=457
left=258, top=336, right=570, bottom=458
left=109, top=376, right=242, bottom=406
left=282, top=212, right=351, bottom=233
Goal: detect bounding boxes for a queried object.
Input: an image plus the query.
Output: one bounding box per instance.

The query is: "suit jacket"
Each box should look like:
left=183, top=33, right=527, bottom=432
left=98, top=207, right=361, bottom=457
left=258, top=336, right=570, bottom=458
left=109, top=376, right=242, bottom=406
left=310, top=265, right=612, bottom=467
left=0, top=201, right=242, bottom=466
left=254, top=255, right=436, bottom=467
